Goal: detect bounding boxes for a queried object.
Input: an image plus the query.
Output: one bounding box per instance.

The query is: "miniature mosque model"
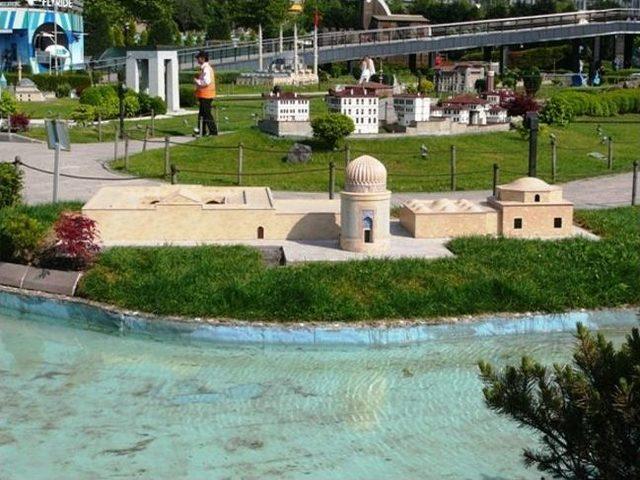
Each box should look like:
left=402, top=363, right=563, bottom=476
left=83, top=155, right=574, bottom=252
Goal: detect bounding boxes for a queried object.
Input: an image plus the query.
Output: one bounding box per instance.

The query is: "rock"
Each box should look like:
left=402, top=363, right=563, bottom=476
left=287, top=143, right=312, bottom=164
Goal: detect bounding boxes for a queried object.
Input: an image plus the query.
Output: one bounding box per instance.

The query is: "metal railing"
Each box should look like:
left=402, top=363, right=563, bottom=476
left=89, top=8, right=640, bottom=72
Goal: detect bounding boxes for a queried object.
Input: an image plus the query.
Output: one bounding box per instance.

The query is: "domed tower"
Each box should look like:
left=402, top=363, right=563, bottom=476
left=340, top=155, right=391, bottom=253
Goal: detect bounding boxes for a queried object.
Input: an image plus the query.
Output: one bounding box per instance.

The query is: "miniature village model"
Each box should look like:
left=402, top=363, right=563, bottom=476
left=83, top=155, right=577, bottom=258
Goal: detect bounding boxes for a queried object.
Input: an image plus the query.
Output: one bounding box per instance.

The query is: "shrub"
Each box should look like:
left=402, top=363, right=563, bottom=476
left=0, top=210, right=45, bottom=263
left=70, top=104, right=96, bottom=125
left=0, top=90, right=16, bottom=117
left=50, top=212, right=101, bottom=270
left=123, top=90, right=140, bottom=117
left=479, top=323, right=640, bottom=479
left=55, top=82, right=72, bottom=98
left=549, top=89, right=640, bottom=118
left=138, top=92, right=167, bottom=116
left=179, top=84, right=197, bottom=108
left=318, top=69, right=330, bottom=83
left=0, top=163, right=23, bottom=208
left=540, top=96, right=574, bottom=126
left=521, top=67, right=542, bottom=96
left=80, top=85, right=119, bottom=119
left=506, top=94, right=540, bottom=117
left=8, top=112, right=30, bottom=132
left=418, top=78, right=434, bottom=94
left=311, top=113, right=355, bottom=149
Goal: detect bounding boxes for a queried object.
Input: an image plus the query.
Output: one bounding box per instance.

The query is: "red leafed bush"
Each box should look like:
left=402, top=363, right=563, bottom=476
left=506, top=94, right=540, bottom=118
left=53, top=212, right=101, bottom=270
left=9, top=112, right=30, bottom=132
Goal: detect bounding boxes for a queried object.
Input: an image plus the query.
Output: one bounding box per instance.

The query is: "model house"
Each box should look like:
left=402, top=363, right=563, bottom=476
left=435, top=63, right=486, bottom=94
left=393, top=93, right=431, bottom=127
left=440, top=95, right=489, bottom=125
left=259, top=91, right=312, bottom=137
left=326, top=86, right=379, bottom=134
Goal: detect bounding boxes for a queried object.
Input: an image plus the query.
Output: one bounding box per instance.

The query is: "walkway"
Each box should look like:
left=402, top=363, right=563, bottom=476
left=0, top=139, right=635, bottom=209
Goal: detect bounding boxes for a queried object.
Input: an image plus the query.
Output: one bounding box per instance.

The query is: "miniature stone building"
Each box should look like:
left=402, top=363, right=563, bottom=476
left=340, top=155, right=390, bottom=253
left=13, top=78, right=46, bottom=102
left=399, top=177, right=574, bottom=239
left=489, top=177, right=574, bottom=238
left=326, top=86, right=379, bottom=134
left=83, top=185, right=340, bottom=245
left=258, top=91, right=312, bottom=137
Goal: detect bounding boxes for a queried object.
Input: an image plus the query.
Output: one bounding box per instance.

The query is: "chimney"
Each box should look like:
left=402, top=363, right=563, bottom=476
left=486, top=70, right=495, bottom=92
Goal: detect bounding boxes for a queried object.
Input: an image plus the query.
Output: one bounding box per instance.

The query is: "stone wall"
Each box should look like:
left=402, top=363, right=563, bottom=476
left=399, top=208, right=498, bottom=239
left=258, top=119, right=313, bottom=138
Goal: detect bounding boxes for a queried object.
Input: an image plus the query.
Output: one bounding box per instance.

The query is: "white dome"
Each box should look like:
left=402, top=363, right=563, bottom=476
left=344, top=155, right=387, bottom=193
left=500, top=177, right=558, bottom=192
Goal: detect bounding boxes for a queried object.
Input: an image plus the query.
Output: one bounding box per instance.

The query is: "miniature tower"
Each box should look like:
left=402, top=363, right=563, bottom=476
left=340, top=155, right=391, bottom=253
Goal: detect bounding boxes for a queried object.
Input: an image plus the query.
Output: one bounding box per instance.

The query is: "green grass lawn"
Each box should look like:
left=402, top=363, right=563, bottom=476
left=77, top=207, right=640, bottom=322
left=113, top=111, right=640, bottom=192
left=17, top=98, right=80, bottom=119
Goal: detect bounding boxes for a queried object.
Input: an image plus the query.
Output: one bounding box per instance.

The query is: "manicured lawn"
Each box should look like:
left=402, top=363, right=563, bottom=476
left=77, top=207, right=640, bottom=322
left=17, top=98, right=79, bottom=119
left=114, top=113, right=640, bottom=192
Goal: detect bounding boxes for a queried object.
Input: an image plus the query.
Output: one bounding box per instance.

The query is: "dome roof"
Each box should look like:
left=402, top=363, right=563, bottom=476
left=500, top=177, right=558, bottom=191
left=344, top=155, right=387, bottom=193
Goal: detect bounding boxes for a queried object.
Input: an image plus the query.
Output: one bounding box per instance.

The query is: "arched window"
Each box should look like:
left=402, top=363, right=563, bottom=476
left=363, top=216, right=373, bottom=243
left=534, top=194, right=541, bottom=203
left=257, top=227, right=264, bottom=239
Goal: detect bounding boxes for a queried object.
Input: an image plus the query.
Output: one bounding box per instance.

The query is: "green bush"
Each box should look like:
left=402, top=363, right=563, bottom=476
left=311, top=113, right=355, bottom=149
left=540, top=96, right=574, bottom=126
left=0, top=163, right=23, bottom=208
left=521, top=67, right=542, bottom=96
left=179, top=84, right=197, bottom=108
left=0, top=90, right=16, bottom=116
left=549, top=89, right=640, bottom=117
left=80, top=85, right=119, bottom=119
left=123, top=90, right=140, bottom=117
left=55, top=82, right=72, bottom=98
left=0, top=209, right=45, bottom=263
left=138, top=92, right=167, bottom=116
left=70, top=104, right=96, bottom=125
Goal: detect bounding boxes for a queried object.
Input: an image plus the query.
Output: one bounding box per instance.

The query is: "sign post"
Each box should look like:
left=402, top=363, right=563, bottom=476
left=45, top=119, right=71, bottom=203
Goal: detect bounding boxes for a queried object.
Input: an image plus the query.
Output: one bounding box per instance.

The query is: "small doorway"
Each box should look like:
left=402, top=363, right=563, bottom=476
left=363, top=216, right=373, bottom=243
left=257, top=226, right=264, bottom=239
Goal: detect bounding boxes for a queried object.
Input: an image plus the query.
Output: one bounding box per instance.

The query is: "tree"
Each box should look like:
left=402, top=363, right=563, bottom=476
left=479, top=322, right=640, bottom=480
left=234, top=0, right=291, bottom=37
left=148, top=16, right=179, bottom=46
left=521, top=66, right=542, bottom=97
left=311, top=113, right=354, bottom=149
left=506, top=93, right=540, bottom=117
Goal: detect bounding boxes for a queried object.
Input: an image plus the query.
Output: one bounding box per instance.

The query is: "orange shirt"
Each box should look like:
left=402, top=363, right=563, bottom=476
left=195, top=63, right=216, bottom=99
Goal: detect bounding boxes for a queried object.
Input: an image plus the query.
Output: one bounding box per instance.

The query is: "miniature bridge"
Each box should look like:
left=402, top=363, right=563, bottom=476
left=92, top=8, right=640, bottom=72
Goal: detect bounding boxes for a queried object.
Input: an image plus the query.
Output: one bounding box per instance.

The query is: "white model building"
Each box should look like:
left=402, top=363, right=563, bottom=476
left=326, top=86, right=379, bottom=134
left=259, top=91, right=312, bottom=137
left=439, top=95, right=490, bottom=125
left=393, top=93, right=431, bottom=127
left=263, top=91, right=309, bottom=122
left=487, top=105, right=508, bottom=124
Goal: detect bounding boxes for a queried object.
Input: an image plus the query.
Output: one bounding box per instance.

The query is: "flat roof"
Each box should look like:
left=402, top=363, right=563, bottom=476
left=403, top=198, right=494, bottom=214
left=83, top=186, right=275, bottom=210
left=372, top=14, right=430, bottom=23
left=274, top=199, right=340, bottom=214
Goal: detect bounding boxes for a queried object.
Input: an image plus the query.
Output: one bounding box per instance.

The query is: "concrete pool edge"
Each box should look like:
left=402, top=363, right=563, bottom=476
left=0, top=286, right=637, bottom=346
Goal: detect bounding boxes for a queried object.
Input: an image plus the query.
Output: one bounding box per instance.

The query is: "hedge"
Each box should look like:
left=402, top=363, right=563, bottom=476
left=549, top=88, right=640, bottom=117
left=4, top=72, right=95, bottom=95
left=78, top=85, right=166, bottom=119
left=179, top=70, right=241, bottom=85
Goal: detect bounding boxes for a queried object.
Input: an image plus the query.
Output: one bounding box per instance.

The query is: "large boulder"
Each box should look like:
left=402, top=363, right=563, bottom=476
left=287, top=143, right=312, bottom=164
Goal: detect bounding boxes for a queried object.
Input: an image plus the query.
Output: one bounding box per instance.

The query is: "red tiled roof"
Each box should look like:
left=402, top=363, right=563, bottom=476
left=443, top=94, right=488, bottom=105
left=328, top=87, right=379, bottom=98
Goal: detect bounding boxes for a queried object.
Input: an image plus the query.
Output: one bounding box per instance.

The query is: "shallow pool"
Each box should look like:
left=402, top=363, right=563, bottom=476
left=0, top=305, right=636, bottom=479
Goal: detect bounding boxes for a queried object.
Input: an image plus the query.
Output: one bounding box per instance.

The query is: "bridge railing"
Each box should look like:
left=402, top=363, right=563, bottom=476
left=91, top=8, right=640, bottom=72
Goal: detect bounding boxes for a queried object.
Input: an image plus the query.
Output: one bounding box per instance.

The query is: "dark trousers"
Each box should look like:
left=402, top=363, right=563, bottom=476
left=198, top=98, right=218, bottom=135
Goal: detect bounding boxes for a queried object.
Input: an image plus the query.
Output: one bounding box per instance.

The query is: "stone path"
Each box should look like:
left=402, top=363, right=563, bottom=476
left=0, top=139, right=636, bottom=209
left=0, top=137, right=191, bottom=204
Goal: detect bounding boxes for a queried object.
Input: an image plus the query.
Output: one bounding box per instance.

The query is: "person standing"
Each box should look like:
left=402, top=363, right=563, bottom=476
left=359, top=56, right=371, bottom=84
left=194, top=50, right=218, bottom=136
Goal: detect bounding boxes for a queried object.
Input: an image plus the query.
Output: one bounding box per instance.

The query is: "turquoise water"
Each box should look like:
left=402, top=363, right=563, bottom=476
left=0, top=306, right=636, bottom=480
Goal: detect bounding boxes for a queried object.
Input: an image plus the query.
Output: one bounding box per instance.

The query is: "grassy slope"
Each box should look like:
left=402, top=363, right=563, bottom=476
left=77, top=207, right=640, bottom=322
left=17, top=98, right=80, bottom=119
left=114, top=110, right=640, bottom=192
